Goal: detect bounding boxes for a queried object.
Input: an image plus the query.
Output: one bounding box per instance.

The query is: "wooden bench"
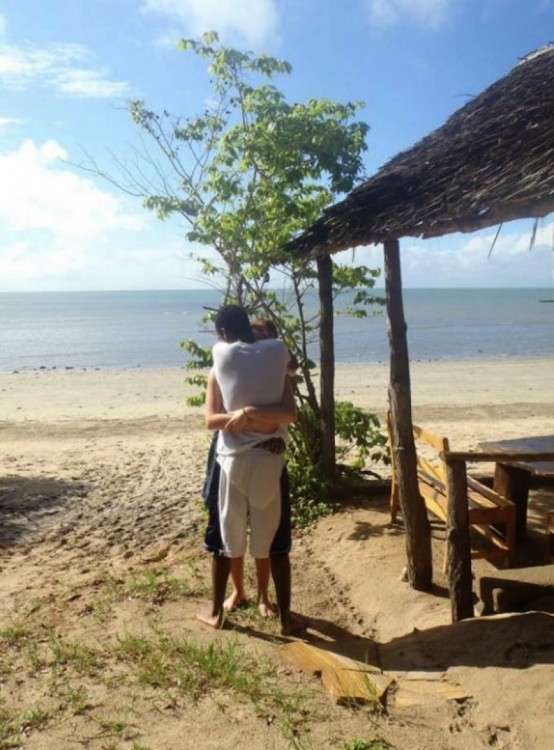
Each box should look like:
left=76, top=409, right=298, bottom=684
left=388, top=416, right=517, bottom=567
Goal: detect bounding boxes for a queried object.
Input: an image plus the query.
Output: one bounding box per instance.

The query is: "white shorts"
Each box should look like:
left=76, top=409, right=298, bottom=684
left=217, top=453, right=284, bottom=558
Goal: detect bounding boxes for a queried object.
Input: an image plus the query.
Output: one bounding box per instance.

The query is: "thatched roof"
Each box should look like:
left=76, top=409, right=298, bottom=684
left=287, top=44, right=554, bottom=258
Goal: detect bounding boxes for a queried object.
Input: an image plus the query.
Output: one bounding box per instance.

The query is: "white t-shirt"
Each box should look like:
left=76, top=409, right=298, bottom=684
left=212, top=338, right=289, bottom=455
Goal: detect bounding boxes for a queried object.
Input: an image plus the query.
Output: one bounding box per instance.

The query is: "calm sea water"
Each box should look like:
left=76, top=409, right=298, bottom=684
left=0, top=288, right=552, bottom=372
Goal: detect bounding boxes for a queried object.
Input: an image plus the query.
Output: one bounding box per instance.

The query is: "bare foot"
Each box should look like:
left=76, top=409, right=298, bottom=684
left=223, top=590, right=248, bottom=613
left=258, top=601, right=278, bottom=619
left=280, top=612, right=308, bottom=636
left=196, top=609, right=225, bottom=629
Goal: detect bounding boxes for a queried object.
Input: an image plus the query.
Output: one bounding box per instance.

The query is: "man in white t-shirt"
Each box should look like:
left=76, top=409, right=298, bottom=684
left=197, top=305, right=299, bottom=634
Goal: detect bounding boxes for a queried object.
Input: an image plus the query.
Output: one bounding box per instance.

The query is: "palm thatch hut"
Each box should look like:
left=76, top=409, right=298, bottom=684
left=286, top=44, right=554, bottom=619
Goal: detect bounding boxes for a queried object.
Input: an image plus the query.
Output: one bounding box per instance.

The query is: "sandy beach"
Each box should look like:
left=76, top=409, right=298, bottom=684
left=1, top=358, right=554, bottom=749
left=3, top=356, right=554, bottom=432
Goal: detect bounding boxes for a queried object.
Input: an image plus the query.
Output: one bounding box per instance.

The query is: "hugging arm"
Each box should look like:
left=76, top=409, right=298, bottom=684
left=204, top=370, right=257, bottom=433
left=205, top=370, right=297, bottom=434
left=204, top=371, right=233, bottom=431
left=243, top=376, right=297, bottom=424
left=224, top=377, right=297, bottom=433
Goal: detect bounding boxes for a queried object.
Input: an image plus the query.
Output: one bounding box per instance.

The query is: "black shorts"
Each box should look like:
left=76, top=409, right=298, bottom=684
left=202, top=433, right=292, bottom=557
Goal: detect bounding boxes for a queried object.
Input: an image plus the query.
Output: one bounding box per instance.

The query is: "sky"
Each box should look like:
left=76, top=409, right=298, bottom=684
left=0, top=0, right=553, bottom=292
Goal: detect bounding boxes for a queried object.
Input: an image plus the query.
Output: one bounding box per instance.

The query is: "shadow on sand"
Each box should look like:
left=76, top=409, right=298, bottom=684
left=0, top=474, right=87, bottom=546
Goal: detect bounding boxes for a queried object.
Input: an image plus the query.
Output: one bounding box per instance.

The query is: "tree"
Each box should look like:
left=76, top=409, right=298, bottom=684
left=92, top=32, right=386, bottom=518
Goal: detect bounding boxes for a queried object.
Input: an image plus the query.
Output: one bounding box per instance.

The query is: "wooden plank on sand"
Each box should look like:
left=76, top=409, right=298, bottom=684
left=390, top=678, right=472, bottom=709
left=279, top=641, right=391, bottom=706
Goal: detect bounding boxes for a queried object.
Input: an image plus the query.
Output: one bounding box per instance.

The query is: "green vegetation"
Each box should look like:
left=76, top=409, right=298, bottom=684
left=340, top=739, right=390, bottom=750
left=114, top=630, right=273, bottom=700
left=0, top=706, right=50, bottom=750
left=48, top=634, right=105, bottom=676
left=127, top=567, right=192, bottom=603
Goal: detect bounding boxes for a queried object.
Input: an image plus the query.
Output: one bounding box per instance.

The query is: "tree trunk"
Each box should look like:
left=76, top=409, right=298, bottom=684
left=318, top=254, right=336, bottom=479
left=384, top=238, right=433, bottom=591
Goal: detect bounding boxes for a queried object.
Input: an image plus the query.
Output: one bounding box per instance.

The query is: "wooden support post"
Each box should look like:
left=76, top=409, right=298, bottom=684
left=493, top=463, right=530, bottom=539
left=444, top=459, right=474, bottom=621
left=384, top=238, right=432, bottom=591
left=317, top=254, right=336, bottom=479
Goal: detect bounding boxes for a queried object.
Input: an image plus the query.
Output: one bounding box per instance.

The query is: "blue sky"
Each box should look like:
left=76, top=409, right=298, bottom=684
left=0, top=0, right=553, bottom=291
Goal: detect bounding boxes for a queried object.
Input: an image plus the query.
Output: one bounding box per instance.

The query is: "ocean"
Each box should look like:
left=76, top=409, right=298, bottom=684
left=0, top=288, right=552, bottom=373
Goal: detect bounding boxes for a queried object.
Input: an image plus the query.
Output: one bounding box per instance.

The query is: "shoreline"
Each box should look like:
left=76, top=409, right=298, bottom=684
left=2, top=349, right=552, bottom=376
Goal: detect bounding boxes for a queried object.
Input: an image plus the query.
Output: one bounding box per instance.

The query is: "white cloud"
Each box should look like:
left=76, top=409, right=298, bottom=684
left=366, top=0, right=449, bottom=29
left=0, top=139, right=145, bottom=239
left=141, top=0, right=279, bottom=46
left=0, top=115, right=23, bottom=130
left=352, top=219, right=554, bottom=288
left=0, top=41, right=130, bottom=98
left=0, top=139, right=207, bottom=291
left=52, top=68, right=130, bottom=98
left=404, top=221, right=554, bottom=287
left=0, top=240, right=88, bottom=281
left=0, top=235, right=202, bottom=291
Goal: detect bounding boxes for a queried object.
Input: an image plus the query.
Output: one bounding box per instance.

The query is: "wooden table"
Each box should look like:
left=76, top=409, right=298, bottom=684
left=479, top=435, right=554, bottom=539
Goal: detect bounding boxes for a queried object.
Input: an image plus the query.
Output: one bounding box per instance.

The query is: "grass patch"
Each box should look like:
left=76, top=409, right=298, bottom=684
left=112, top=628, right=313, bottom=738
left=0, top=625, right=33, bottom=646
left=340, top=739, right=390, bottom=750
left=91, top=713, right=138, bottom=742
left=127, top=568, right=191, bottom=604
left=1, top=625, right=49, bottom=674
left=114, top=631, right=268, bottom=700
left=48, top=634, right=105, bottom=676
left=56, top=683, right=94, bottom=715
left=87, top=564, right=208, bottom=618
left=0, top=706, right=51, bottom=750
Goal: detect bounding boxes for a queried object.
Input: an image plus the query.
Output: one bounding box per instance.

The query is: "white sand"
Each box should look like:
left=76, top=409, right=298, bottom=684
left=1, top=358, right=553, bottom=749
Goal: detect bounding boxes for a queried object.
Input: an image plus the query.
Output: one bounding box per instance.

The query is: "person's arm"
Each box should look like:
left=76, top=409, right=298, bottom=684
left=204, top=370, right=234, bottom=431
left=224, top=377, right=297, bottom=433
left=245, top=376, right=297, bottom=424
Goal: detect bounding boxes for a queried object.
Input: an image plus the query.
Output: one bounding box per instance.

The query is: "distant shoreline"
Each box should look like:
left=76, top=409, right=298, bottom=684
left=2, top=349, right=553, bottom=376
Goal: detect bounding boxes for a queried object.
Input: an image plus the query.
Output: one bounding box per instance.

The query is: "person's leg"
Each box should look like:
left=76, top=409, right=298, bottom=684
left=249, top=455, right=297, bottom=629
left=200, top=465, right=228, bottom=627
left=196, top=552, right=231, bottom=629
left=269, top=554, right=306, bottom=635
left=198, top=455, right=247, bottom=629
left=265, top=464, right=292, bottom=622
left=224, top=555, right=247, bottom=611
left=269, top=553, right=291, bottom=631
left=254, top=557, right=276, bottom=617
left=202, top=432, right=220, bottom=508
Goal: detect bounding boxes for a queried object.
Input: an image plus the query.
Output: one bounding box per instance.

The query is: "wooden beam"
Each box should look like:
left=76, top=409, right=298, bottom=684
left=384, top=237, right=433, bottom=591
left=444, top=459, right=474, bottom=621
left=442, top=450, right=554, bottom=462
left=317, top=254, right=336, bottom=478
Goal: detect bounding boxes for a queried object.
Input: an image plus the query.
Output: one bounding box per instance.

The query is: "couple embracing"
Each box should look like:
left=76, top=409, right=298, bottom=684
left=197, top=305, right=304, bottom=635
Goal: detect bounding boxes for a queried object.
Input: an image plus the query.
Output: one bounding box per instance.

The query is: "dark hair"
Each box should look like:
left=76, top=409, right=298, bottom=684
left=251, top=317, right=278, bottom=340
left=215, top=305, right=255, bottom=343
